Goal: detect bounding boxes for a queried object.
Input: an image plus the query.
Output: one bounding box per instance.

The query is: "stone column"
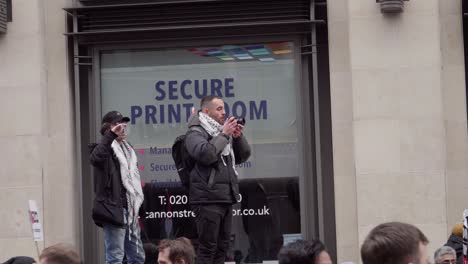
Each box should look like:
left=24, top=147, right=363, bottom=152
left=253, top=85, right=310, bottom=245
left=328, top=0, right=468, bottom=262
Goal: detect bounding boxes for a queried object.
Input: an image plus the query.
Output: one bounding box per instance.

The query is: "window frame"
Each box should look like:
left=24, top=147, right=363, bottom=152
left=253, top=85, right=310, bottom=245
left=80, top=34, right=329, bottom=263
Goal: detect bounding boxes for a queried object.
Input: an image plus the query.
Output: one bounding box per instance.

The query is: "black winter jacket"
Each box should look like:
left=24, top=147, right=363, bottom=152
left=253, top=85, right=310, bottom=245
left=3, top=256, right=36, bottom=264
left=89, top=131, right=127, bottom=227
left=445, top=234, right=463, bottom=264
left=185, top=114, right=251, bottom=204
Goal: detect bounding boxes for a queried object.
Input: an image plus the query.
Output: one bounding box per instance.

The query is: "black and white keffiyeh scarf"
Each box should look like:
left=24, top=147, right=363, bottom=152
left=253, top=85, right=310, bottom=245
left=111, top=140, right=144, bottom=251
left=198, top=112, right=238, bottom=176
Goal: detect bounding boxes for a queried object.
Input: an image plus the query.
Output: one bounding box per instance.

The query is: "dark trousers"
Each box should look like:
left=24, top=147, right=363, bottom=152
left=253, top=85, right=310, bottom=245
left=192, top=204, right=233, bottom=264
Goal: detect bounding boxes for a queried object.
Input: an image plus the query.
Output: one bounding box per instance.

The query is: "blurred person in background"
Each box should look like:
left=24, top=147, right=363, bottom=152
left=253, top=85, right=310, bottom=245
left=144, top=243, right=158, bottom=264
left=361, top=222, right=429, bottom=264
left=157, top=237, right=195, bottom=264
left=434, top=246, right=456, bottom=264
left=444, top=223, right=463, bottom=264
left=277, top=239, right=332, bottom=264
left=38, top=243, right=80, bottom=264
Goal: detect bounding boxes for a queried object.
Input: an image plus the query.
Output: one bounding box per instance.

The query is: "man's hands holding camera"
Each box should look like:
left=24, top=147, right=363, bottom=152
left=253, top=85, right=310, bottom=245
left=222, top=117, right=244, bottom=139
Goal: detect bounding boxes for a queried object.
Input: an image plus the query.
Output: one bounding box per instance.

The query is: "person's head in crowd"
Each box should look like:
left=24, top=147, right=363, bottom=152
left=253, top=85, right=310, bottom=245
left=361, top=222, right=429, bottom=264
left=434, top=246, right=456, bottom=264
left=451, top=223, right=463, bottom=238
left=157, top=237, right=195, bottom=264
left=278, top=239, right=332, bottom=264
left=2, top=256, right=36, bottom=264
left=144, top=242, right=159, bottom=264
left=38, top=243, right=80, bottom=264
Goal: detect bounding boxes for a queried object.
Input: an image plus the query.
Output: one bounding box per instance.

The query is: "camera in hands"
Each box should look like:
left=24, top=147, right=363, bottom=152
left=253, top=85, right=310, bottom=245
left=235, top=117, right=245, bottom=126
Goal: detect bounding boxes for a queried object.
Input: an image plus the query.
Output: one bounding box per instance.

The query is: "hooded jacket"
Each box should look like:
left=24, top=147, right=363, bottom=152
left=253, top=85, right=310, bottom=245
left=445, top=234, right=463, bottom=264
left=185, top=113, right=251, bottom=204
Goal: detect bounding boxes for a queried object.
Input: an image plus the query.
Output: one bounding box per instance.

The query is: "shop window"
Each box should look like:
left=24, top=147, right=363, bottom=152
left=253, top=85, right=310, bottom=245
left=100, top=41, right=302, bottom=262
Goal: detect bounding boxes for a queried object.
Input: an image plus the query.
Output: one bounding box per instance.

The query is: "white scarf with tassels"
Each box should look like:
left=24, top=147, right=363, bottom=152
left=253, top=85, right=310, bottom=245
left=111, top=140, right=144, bottom=250
left=198, top=112, right=238, bottom=176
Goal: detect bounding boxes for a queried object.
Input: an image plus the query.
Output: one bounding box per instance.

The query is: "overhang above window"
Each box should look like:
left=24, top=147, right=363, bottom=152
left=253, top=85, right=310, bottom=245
left=65, top=0, right=325, bottom=44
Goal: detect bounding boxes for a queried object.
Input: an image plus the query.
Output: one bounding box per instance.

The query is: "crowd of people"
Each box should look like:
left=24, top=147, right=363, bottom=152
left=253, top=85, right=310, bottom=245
left=145, top=221, right=464, bottom=264
left=2, top=220, right=464, bottom=264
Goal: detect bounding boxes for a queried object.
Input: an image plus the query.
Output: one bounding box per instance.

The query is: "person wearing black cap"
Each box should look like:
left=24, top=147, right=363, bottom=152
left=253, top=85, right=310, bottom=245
left=89, top=111, right=145, bottom=264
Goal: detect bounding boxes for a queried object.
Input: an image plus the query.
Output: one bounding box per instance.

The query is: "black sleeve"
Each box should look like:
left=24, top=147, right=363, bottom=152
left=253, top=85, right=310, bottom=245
left=233, top=134, right=251, bottom=164
left=90, top=131, right=118, bottom=168
left=185, top=128, right=229, bottom=166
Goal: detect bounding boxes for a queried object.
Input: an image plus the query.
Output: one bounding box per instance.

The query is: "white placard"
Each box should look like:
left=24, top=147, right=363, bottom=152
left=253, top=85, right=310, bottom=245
left=28, top=200, right=44, bottom=241
left=263, top=261, right=279, bottom=264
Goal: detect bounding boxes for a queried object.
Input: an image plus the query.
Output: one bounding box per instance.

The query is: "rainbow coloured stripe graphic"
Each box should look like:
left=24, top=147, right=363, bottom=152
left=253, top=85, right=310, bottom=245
left=186, top=42, right=292, bottom=62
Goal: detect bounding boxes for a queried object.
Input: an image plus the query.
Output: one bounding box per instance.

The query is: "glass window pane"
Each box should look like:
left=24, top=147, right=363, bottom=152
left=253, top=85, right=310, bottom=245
left=100, top=41, right=302, bottom=262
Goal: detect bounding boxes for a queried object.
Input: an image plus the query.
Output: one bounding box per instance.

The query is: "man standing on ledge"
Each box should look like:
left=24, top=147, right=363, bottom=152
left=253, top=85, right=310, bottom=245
left=90, top=111, right=145, bottom=264
left=185, top=96, right=251, bottom=264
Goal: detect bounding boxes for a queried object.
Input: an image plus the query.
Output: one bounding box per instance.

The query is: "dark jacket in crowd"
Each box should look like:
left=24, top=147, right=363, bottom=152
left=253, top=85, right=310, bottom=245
left=89, top=131, right=127, bottom=227
left=445, top=234, right=463, bottom=264
left=185, top=114, right=251, bottom=204
left=2, top=256, right=36, bottom=264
